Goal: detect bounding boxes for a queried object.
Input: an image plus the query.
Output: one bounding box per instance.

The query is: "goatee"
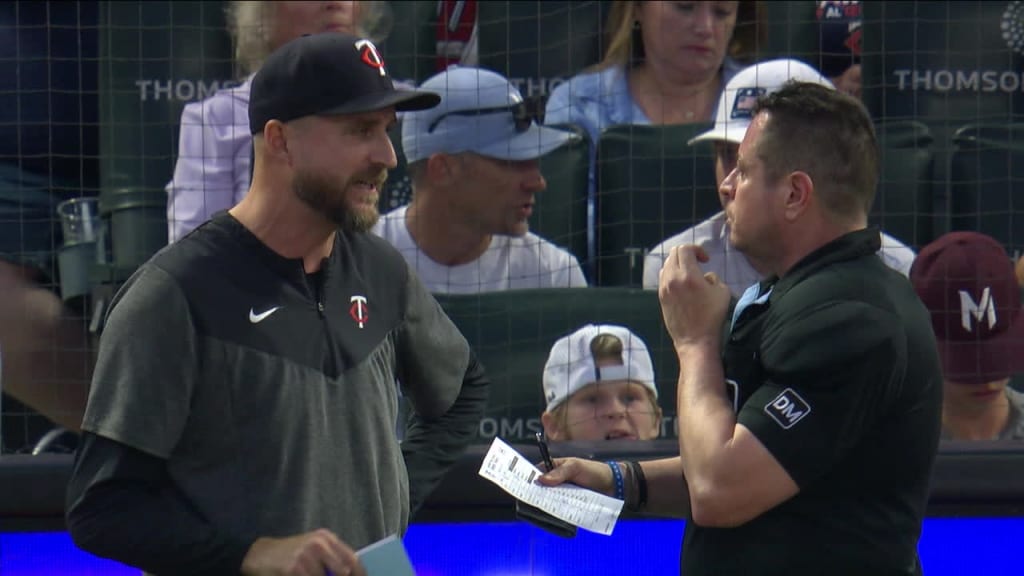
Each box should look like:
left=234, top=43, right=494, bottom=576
left=293, top=169, right=385, bottom=232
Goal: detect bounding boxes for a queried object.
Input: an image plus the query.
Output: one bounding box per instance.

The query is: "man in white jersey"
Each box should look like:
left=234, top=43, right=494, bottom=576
left=373, top=66, right=587, bottom=294
left=643, top=59, right=915, bottom=295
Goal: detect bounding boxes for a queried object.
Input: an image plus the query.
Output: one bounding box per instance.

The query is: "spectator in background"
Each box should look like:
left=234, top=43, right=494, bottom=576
left=0, top=1, right=99, bottom=448
left=816, top=0, right=862, bottom=99
left=910, top=232, right=1024, bottom=441
left=541, top=324, right=662, bottom=442
left=166, top=1, right=389, bottom=243
left=643, top=58, right=915, bottom=295
left=373, top=66, right=587, bottom=293
left=545, top=0, right=765, bottom=266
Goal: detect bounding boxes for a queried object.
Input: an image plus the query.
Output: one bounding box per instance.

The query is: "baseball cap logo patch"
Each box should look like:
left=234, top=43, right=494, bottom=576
left=731, top=87, right=766, bottom=120
left=764, top=388, right=811, bottom=429
left=355, top=39, right=386, bottom=76
left=959, top=287, right=997, bottom=332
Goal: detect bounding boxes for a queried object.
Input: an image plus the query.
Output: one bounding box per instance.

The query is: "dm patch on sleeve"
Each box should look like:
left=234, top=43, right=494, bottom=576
left=764, top=388, right=811, bottom=429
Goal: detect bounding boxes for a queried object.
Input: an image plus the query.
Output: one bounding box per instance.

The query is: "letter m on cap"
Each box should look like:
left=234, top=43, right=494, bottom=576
left=959, top=287, right=996, bottom=332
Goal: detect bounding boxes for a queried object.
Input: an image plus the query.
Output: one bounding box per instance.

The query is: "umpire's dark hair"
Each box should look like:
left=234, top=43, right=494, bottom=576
left=751, top=81, right=878, bottom=225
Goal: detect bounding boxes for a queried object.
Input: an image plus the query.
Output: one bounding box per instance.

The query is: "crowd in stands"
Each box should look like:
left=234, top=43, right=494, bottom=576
left=2, top=0, right=1023, bottom=456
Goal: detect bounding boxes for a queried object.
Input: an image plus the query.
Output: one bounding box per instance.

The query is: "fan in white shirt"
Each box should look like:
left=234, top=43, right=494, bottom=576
left=373, top=66, right=587, bottom=294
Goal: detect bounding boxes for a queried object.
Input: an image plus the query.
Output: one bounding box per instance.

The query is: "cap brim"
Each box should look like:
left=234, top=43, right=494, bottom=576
left=938, top=313, right=1024, bottom=384
left=476, top=125, right=579, bottom=161
left=688, top=126, right=741, bottom=146
left=321, top=88, right=441, bottom=116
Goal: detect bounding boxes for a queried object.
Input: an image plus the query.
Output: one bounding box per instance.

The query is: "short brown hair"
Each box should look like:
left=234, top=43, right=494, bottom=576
left=600, top=1, right=765, bottom=70
left=751, top=81, right=878, bottom=223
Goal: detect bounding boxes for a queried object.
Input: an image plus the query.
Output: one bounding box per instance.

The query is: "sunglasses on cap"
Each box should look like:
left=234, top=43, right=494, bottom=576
left=426, top=97, right=545, bottom=134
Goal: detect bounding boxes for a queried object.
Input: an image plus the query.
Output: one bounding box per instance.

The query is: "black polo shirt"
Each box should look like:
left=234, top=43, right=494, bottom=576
left=681, top=229, right=943, bottom=576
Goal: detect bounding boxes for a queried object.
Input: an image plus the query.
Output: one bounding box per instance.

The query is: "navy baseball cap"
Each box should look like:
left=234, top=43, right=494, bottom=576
left=249, top=33, right=440, bottom=134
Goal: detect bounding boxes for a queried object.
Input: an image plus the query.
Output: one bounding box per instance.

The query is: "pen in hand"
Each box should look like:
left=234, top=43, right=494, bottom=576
left=536, top=431, right=555, bottom=472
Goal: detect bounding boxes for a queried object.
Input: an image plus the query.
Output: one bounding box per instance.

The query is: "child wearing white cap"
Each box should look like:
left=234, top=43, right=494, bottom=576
left=541, top=324, right=662, bottom=442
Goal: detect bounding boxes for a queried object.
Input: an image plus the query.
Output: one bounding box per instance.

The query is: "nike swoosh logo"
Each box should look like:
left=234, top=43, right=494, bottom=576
left=249, top=306, right=281, bottom=323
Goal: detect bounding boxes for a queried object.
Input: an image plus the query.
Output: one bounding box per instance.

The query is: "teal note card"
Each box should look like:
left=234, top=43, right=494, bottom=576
left=357, top=534, right=416, bottom=576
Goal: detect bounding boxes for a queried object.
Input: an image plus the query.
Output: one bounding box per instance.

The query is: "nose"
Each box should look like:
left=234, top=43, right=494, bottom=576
left=600, top=398, right=628, bottom=419
left=719, top=168, right=737, bottom=203
left=692, top=3, right=715, bottom=36
left=522, top=162, right=546, bottom=193
left=373, top=133, right=398, bottom=170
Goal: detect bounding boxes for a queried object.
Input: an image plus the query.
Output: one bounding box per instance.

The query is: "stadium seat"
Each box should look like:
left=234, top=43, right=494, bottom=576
left=760, top=0, right=822, bottom=64
left=950, top=123, right=1024, bottom=257
left=477, top=1, right=609, bottom=103
left=862, top=1, right=1024, bottom=124
left=434, top=287, right=678, bottom=443
left=595, top=123, right=719, bottom=287
left=101, top=1, right=232, bottom=270
left=533, top=123, right=590, bottom=272
left=380, top=0, right=438, bottom=86
left=874, top=120, right=936, bottom=250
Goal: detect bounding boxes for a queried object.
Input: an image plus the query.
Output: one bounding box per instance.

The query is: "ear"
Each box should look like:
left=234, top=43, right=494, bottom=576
left=262, top=120, right=293, bottom=165
left=425, top=153, right=458, bottom=184
left=782, top=170, right=814, bottom=222
left=540, top=411, right=563, bottom=441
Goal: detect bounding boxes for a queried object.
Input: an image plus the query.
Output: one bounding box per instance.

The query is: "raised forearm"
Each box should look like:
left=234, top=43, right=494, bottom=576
left=675, top=342, right=737, bottom=507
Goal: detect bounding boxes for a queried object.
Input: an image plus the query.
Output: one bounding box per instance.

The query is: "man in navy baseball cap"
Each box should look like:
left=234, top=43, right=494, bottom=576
left=67, top=31, right=490, bottom=576
left=245, top=32, right=440, bottom=233
left=249, top=32, right=439, bottom=134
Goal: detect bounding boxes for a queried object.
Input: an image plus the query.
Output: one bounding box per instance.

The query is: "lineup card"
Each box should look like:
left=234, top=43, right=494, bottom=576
left=478, top=437, right=623, bottom=535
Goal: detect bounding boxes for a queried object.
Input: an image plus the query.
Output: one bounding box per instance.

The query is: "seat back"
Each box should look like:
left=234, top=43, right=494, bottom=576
left=874, top=120, right=936, bottom=249
left=380, top=0, right=442, bottom=86
left=533, top=123, right=591, bottom=271
left=477, top=1, right=609, bottom=102
left=595, top=123, right=719, bottom=287
left=862, top=1, right=1024, bottom=125
left=950, top=123, right=1024, bottom=258
left=435, top=287, right=678, bottom=443
left=100, top=1, right=232, bottom=269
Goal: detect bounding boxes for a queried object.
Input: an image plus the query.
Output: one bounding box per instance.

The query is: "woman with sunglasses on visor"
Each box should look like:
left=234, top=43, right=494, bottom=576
left=372, top=66, right=587, bottom=294
left=165, top=1, right=389, bottom=244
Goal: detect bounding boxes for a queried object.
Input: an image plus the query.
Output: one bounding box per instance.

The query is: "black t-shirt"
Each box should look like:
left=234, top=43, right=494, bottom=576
left=681, top=229, right=943, bottom=576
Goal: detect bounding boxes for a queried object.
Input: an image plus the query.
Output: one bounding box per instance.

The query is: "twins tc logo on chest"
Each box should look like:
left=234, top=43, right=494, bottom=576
left=764, top=388, right=811, bottom=429
left=349, top=295, right=369, bottom=329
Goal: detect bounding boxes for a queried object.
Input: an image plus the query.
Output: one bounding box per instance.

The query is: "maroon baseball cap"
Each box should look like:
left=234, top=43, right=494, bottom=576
left=910, top=231, right=1024, bottom=384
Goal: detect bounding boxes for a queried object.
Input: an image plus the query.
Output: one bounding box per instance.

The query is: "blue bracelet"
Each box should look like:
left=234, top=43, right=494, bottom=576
left=606, top=461, right=625, bottom=500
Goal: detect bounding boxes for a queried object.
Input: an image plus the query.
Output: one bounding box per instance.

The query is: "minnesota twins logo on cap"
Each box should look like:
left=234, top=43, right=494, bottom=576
left=355, top=39, right=386, bottom=76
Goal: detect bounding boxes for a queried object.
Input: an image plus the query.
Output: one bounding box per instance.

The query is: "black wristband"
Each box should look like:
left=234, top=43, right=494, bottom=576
left=629, top=461, right=648, bottom=510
